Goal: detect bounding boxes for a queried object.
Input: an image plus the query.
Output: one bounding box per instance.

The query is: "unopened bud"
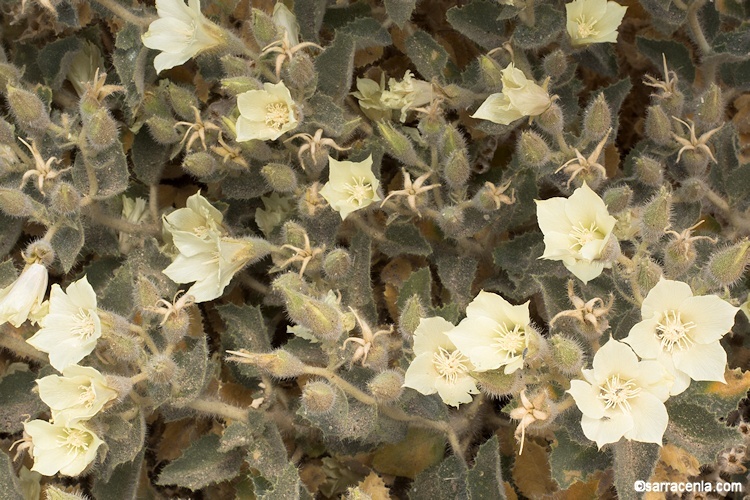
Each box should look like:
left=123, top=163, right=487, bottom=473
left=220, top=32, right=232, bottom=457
left=602, top=185, right=632, bottom=214
left=301, top=380, right=338, bottom=414
left=7, top=84, right=50, bottom=133
left=398, top=295, right=425, bottom=341
left=146, top=354, right=177, bottom=385
left=252, top=8, right=278, bottom=47
left=146, top=116, right=181, bottom=144
left=221, top=76, right=262, bottom=96
left=549, top=336, right=584, bottom=375
left=634, top=156, right=664, bottom=187
left=323, top=248, right=352, bottom=282
left=639, top=186, right=672, bottom=243
left=472, top=369, right=522, bottom=398
left=377, top=122, right=422, bottom=167
left=167, top=83, right=199, bottom=120
left=543, top=49, right=568, bottom=79
left=583, top=94, right=611, bottom=141
left=705, top=240, right=750, bottom=288
left=696, top=83, right=723, bottom=129
left=261, top=163, right=298, bottom=193
left=230, top=349, right=306, bottom=378
left=517, top=130, right=551, bottom=167
left=368, top=370, right=405, bottom=402
left=535, top=103, right=564, bottom=135
left=25, top=240, right=54, bottom=267
left=635, top=255, right=663, bottom=293
left=443, top=149, right=471, bottom=189
left=83, top=108, right=118, bottom=152
left=441, top=125, right=467, bottom=157
left=478, top=55, right=504, bottom=90
left=182, top=151, right=218, bottom=178
left=0, top=63, right=21, bottom=89
left=645, top=105, right=672, bottom=146
left=49, top=182, right=81, bottom=216
left=664, top=237, right=697, bottom=278
left=273, top=274, right=343, bottom=341
left=0, top=188, right=37, bottom=217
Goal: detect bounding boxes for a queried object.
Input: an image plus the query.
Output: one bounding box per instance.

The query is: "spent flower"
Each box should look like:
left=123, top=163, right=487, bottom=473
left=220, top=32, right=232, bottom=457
left=0, top=261, right=48, bottom=328
left=623, top=278, right=738, bottom=395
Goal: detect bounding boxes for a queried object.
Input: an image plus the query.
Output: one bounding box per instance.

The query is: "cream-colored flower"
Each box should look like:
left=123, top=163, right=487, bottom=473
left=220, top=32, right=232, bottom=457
left=66, top=41, right=105, bottom=97
left=24, top=419, right=103, bottom=476
left=319, top=155, right=381, bottom=220
left=163, top=235, right=272, bottom=303
left=565, top=0, right=627, bottom=47
left=403, top=316, right=479, bottom=407
left=26, top=276, right=101, bottom=372
left=448, top=291, right=532, bottom=374
left=472, top=63, right=551, bottom=125
left=119, top=195, right=149, bottom=253
left=623, top=279, right=738, bottom=396
left=163, top=190, right=225, bottom=253
left=36, top=365, right=119, bottom=424
left=567, top=339, right=672, bottom=449
left=141, top=0, right=225, bottom=73
left=535, top=182, right=617, bottom=283
left=0, top=262, right=48, bottom=328
left=351, top=75, right=391, bottom=122
left=235, top=82, right=299, bottom=142
left=380, top=70, right=434, bottom=122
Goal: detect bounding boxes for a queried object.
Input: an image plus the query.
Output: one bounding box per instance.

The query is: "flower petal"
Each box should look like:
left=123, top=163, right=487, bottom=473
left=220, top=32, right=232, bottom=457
left=672, top=341, right=727, bottom=383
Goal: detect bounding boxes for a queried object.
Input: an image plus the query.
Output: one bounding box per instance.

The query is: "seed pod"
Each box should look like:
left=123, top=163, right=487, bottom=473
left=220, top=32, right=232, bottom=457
left=517, top=130, right=550, bottom=167
left=549, top=336, right=584, bottom=376
left=323, top=248, right=352, bottom=282
left=535, top=103, right=564, bottom=135
left=301, top=380, right=338, bottom=414
left=639, top=187, right=672, bottom=243
left=7, top=84, right=50, bottom=133
left=368, top=370, right=405, bottom=403
left=644, top=105, right=672, bottom=146
left=705, top=240, right=750, bottom=288
left=583, top=94, right=612, bottom=142
left=634, top=156, right=664, bottom=187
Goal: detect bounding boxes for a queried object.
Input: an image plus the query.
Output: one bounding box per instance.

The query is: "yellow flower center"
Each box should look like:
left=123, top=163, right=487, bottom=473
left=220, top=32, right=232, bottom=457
left=59, top=428, right=91, bottom=453
left=343, top=177, right=375, bottom=206
left=569, top=221, right=602, bottom=251
left=598, top=374, right=641, bottom=414
left=265, top=102, right=290, bottom=130
left=493, top=323, right=526, bottom=360
left=433, top=347, right=470, bottom=385
left=575, top=16, right=600, bottom=39
left=72, top=309, right=97, bottom=341
left=655, top=310, right=696, bottom=352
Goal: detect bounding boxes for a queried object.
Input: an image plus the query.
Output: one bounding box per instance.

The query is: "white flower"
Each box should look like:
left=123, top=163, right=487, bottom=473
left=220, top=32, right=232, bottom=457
left=472, top=63, right=551, bottom=125
left=567, top=339, right=673, bottom=449
left=565, top=0, right=627, bottom=47
left=235, top=82, right=299, bottom=142
left=163, top=190, right=225, bottom=252
left=403, top=316, right=479, bottom=407
left=163, top=235, right=271, bottom=303
left=272, top=2, right=300, bottom=45
left=623, top=279, right=738, bottom=396
left=0, top=262, right=48, bottom=328
left=380, top=70, right=434, bottom=122
left=448, top=291, right=532, bottom=374
left=141, top=0, right=225, bottom=73
left=351, top=75, right=391, bottom=122
left=535, top=182, right=617, bottom=283
left=319, top=155, right=381, bottom=220
left=36, top=365, right=119, bottom=424
left=26, top=276, right=102, bottom=372
left=24, top=419, right=103, bottom=476
left=119, top=195, right=149, bottom=253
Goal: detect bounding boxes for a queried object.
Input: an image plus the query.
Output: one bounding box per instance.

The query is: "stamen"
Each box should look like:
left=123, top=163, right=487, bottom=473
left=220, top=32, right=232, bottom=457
left=432, top=347, right=470, bottom=385
left=655, top=310, right=696, bottom=351
left=597, top=374, right=641, bottom=414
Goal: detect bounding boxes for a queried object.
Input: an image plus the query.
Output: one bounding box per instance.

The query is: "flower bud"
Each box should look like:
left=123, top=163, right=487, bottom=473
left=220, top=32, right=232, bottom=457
left=232, top=349, right=306, bottom=378
left=251, top=8, right=278, bottom=47
left=602, top=185, right=632, bottom=214
left=367, top=369, right=405, bottom=402
left=705, top=240, right=750, bottom=288
left=645, top=105, right=673, bottom=146
left=583, top=94, right=612, bottom=141
left=443, top=149, right=471, bottom=189
left=261, top=163, right=298, bottom=193
left=549, top=336, right=584, bottom=376
left=535, top=103, right=564, bottom=135
left=398, top=295, right=425, bottom=341
left=146, top=354, right=178, bottom=385
left=6, top=84, right=50, bottom=133
left=282, top=221, right=308, bottom=248
left=639, top=186, right=672, bottom=243
left=441, top=125, right=467, bottom=157
left=83, top=108, right=119, bottom=152
left=0, top=188, right=38, bottom=218
left=301, top=380, right=338, bottom=414
left=635, top=255, right=663, bottom=293
left=542, top=49, right=568, bottom=79
left=146, top=116, right=181, bottom=144
left=323, top=248, right=352, bottom=282
left=696, top=83, right=723, bottom=129
left=273, top=274, right=343, bottom=341
left=472, top=369, right=522, bottom=398
left=49, top=182, right=81, bottom=216
left=221, top=76, right=262, bottom=96
left=182, top=151, right=218, bottom=178
left=167, top=83, right=199, bottom=120
left=377, top=122, right=422, bottom=167
left=26, top=240, right=55, bottom=267
left=634, top=156, right=664, bottom=187
left=517, top=130, right=551, bottom=167
left=664, top=237, right=697, bottom=278
left=0, top=63, right=21, bottom=89
left=478, top=55, right=504, bottom=90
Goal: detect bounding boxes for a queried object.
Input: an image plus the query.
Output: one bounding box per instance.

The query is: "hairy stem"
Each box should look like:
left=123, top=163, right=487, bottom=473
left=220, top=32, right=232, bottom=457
left=91, top=0, right=155, bottom=28
left=687, top=0, right=712, bottom=56
left=85, top=202, right=161, bottom=237
left=0, top=328, right=48, bottom=363
left=187, top=398, right=249, bottom=423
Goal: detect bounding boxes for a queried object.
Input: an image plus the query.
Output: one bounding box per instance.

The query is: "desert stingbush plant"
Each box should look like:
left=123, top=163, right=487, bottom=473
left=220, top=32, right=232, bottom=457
left=1, top=0, right=750, bottom=498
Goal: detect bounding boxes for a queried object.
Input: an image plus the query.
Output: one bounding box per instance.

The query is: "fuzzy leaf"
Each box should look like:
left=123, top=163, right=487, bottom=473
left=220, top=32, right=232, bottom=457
left=467, top=435, right=505, bottom=499
left=218, top=303, right=271, bottom=382
left=0, top=451, right=22, bottom=500
left=0, top=370, right=46, bottom=434
left=294, top=0, right=327, bottom=43
left=405, top=30, right=448, bottom=81
left=665, top=397, right=740, bottom=464
left=170, top=334, right=211, bottom=407
left=515, top=4, right=565, bottom=49
left=344, top=231, right=377, bottom=323
left=446, top=0, right=510, bottom=50
left=157, top=433, right=245, bottom=490
left=512, top=440, right=557, bottom=498
left=435, top=251, right=476, bottom=310
left=574, top=43, right=618, bottom=79
left=0, top=214, right=23, bottom=260
left=380, top=223, right=432, bottom=257
left=638, top=0, right=686, bottom=33
left=397, top=266, right=432, bottom=312
left=50, top=217, right=84, bottom=273
left=612, top=440, right=659, bottom=500
left=385, top=0, right=417, bottom=28
left=92, top=448, right=145, bottom=500
left=131, top=128, right=169, bottom=185
left=636, top=37, right=695, bottom=84
left=99, top=406, right=146, bottom=482
left=409, top=453, right=467, bottom=499
left=550, top=428, right=612, bottom=489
